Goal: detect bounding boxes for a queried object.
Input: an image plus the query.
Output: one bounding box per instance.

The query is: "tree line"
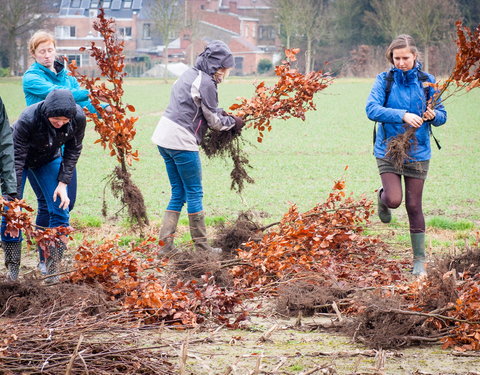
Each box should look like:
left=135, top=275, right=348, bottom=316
left=0, top=0, right=479, bottom=77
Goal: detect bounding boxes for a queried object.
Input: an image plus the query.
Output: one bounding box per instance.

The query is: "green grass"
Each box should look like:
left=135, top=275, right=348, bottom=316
left=1, top=76, right=479, bottom=226
left=427, top=216, right=474, bottom=231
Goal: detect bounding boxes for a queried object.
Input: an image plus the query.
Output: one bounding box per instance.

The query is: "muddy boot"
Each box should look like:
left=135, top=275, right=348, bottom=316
left=188, top=212, right=221, bottom=253
left=377, top=187, right=392, bottom=223
left=411, top=232, right=426, bottom=276
left=2, top=241, right=21, bottom=281
left=45, top=241, right=66, bottom=284
left=158, top=210, right=181, bottom=258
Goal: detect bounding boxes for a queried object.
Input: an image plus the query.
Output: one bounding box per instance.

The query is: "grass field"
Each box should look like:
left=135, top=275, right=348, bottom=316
left=0, top=76, right=479, bottom=228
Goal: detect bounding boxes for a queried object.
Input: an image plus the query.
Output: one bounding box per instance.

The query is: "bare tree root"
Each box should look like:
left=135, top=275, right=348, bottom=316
left=201, top=130, right=254, bottom=193
left=213, top=211, right=263, bottom=254
left=385, top=127, right=416, bottom=170
left=109, top=165, right=149, bottom=227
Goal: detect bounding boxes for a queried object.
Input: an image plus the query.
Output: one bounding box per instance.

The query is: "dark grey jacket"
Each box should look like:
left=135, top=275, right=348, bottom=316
left=0, top=97, right=17, bottom=195
left=152, top=40, right=236, bottom=150
left=13, top=90, right=86, bottom=194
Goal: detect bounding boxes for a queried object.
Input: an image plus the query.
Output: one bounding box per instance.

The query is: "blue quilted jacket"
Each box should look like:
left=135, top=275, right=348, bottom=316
left=366, top=65, right=447, bottom=161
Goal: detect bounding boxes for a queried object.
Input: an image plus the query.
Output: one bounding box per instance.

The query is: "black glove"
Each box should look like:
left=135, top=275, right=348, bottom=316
left=4, top=193, right=16, bottom=201
left=231, top=116, right=245, bottom=135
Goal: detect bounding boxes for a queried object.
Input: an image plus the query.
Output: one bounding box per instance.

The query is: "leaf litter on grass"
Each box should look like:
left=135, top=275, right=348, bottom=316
left=1, top=181, right=480, bottom=374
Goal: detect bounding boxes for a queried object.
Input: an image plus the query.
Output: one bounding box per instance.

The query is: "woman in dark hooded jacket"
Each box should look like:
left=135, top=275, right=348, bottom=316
left=1, top=89, right=86, bottom=282
left=152, top=40, right=244, bottom=255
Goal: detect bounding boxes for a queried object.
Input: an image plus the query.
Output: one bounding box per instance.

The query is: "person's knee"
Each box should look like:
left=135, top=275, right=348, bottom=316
left=383, top=194, right=402, bottom=209
left=406, top=202, right=422, bottom=216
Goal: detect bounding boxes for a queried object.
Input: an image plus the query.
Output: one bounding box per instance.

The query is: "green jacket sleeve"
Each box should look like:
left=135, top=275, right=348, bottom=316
left=0, top=97, right=17, bottom=195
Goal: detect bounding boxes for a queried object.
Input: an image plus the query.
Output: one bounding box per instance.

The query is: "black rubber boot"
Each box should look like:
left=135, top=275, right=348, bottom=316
left=45, top=241, right=66, bottom=283
left=377, top=187, right=392, bottom=223
left=2, top=241, right=22, bottom=281
left=188, top=212, right=221, bottom=253
left=158, top=210, right=181, bottom=258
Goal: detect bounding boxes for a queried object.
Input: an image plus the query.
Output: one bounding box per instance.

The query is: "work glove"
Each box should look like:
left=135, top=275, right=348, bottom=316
left=3, top=193, right=16, bottom=201
left=230, top=116, right=245, bottom=135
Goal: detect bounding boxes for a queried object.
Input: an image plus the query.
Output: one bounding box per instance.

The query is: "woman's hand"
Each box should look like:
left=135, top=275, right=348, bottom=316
left=53, top=182, right=70, bottom=210
left=403, top=112, right=424, bottom=128
left=422, top=107, right=436, bottom=121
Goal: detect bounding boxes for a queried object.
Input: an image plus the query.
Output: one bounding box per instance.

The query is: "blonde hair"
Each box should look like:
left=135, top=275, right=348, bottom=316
left=28, top=30, right=56, bottom=55
left=385, top=34, right=419, bottom=64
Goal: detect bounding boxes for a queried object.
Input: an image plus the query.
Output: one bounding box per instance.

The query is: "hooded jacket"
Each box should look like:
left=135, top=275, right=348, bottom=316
left=0, top=97, right=17, bottom=195
left=23, top=60, right=98, bottom=114
left=13, top=90, right=86, bottom=194
left=366, top=64, right=447, bottom=161
left=151, top=40, right=236, bottom=151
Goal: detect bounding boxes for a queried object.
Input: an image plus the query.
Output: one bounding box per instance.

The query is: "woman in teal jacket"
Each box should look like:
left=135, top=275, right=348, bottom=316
left=22, top=31, right=107, bottom=273
left=366, top=34, right=446, bottom=276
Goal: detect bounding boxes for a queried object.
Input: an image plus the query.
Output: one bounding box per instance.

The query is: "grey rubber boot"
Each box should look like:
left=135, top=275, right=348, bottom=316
left=158, top=210, right=181, bottom=257
left=45, top=241, right=66, bottom=283
left=411, top=232, right=426, bottom=276
left=2, top=241, right=21, bottom=281
left=377, top=187, right=392, bottom=223
left=188, top=212, right=221, bottom=253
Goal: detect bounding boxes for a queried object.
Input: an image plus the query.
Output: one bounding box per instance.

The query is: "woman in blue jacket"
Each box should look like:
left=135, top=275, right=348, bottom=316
left=23, top=31, right=108, bottom=273
left=365, top=34, right=446, bottom=276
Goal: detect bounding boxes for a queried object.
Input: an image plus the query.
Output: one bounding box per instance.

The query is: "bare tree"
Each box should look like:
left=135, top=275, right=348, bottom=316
left=406, top=0, right=459, bottom=72
left=0, top=0, right=49, bottom=75
left=270, top=0, right=300, bottom=50
left=146, top=0, right=185, bottom=79
left=184, top=1, right=203, bottom=66
left=296, top=0, right=330, bottom=73
left=364, top=0, right=412, bottom=43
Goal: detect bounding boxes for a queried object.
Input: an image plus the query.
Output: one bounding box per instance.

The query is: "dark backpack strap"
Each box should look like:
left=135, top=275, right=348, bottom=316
left=418, top=69, right=441, bottom=150
left=373, top=70, right=394, bottom=147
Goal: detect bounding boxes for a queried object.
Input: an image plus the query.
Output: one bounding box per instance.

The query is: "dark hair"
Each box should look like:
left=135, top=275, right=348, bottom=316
left=385, top=34, right=419, bottom=64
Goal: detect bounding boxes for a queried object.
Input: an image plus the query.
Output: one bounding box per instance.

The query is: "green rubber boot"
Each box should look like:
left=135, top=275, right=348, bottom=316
left=158, top=210, right=181, bottom=257
left=377, top=187, right=392, bottom=223
left=411, top=232, right=426, bottom=276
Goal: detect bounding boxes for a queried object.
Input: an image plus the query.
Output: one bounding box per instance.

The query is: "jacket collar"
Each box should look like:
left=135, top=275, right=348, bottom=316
left=391, top=64, right=420, bottom=85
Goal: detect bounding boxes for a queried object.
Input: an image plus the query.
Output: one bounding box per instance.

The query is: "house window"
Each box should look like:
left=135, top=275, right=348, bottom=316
left=55, top=26, right=76, bottom=39
left=66, top=54, right=81, bottom=66
left=101, top=0, right=111, bottom=8
left=91, top=0, right=100, bottom=8
left=259, top=26, right=275, bottom=41
left=234, top=56, right=243, bottom=71
left=123, top=0, right=132, bottom=8
left=70, top=0, right=81, bottom=7
left=143, top=23, right=151, bottom=39
left=118, top=27, right=132, bottom=38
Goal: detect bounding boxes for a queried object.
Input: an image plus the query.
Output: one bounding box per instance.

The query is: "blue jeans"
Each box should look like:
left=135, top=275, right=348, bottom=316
left=29, top=168, right=76, bottom=262
left=1, top=157, right=70, bottom=243
left=158, top=146, right=203, bottom=214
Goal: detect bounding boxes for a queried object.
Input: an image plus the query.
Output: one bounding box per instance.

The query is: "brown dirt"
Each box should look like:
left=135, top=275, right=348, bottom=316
left=213, top=211, right=264, bottom=254
left=0, top=279, right=109, bottom=318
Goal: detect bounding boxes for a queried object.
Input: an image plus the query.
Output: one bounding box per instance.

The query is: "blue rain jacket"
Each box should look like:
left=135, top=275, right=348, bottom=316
left=22, top=60, right=98, bottom=114
left=366, top=65, right=447, bottom=161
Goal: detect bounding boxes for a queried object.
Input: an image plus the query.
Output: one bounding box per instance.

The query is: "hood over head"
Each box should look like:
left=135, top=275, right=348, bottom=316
left=43, top=89, right=77, bottom=119
left=194, top=40, right=234, bottom=76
